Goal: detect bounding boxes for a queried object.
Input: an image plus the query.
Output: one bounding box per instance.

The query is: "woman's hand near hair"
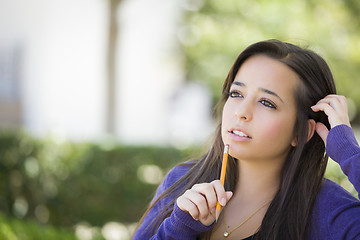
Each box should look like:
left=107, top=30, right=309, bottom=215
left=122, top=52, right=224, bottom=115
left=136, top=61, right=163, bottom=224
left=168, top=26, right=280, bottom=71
left=311, top=94, right=351, bottom=145
left=176, top=180, right=233, bottom=226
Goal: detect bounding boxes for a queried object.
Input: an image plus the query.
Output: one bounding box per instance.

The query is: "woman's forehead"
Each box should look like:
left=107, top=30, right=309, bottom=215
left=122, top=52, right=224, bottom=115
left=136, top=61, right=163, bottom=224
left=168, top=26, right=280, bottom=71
left=233, top=55, right=300, bottom=97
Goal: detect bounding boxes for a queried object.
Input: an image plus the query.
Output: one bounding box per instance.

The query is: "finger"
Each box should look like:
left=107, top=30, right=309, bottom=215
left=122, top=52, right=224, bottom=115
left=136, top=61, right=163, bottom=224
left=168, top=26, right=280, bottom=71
left=323, top=94, right=347, bottom=106
left=192, top=183, right=217, bottom=210
left=339, top=95, right=348, bottom=108
left=331, top=95, right=348, bottom=108
left=176, top=194, right=200, bottom=220
left=318, top=94, right=345, bottom=102
left=312, top=102, right=350, bottom=128
left=315, top=96, right=347, bottom=113
left=311, top=102, right=337, bottom=119
left=315, top=122, right=329, bottom=145
left=183, top=188, right=209, bottom=219
left=315, top=100, right=339, bottom=113
left=211, top=180, right=227, bottom=206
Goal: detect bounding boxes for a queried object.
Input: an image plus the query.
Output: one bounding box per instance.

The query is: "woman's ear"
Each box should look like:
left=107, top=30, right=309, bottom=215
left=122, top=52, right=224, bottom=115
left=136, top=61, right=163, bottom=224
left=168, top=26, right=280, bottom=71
left=291, top=119, right=316, bottom=147
left=306, top=119, right=316, bottom=143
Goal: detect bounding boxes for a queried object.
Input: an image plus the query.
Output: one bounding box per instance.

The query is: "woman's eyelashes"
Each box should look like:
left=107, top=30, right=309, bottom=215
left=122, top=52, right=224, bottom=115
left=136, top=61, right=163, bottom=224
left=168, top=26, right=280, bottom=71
left=228, top=90, right=277, bottom=109
left=229, top=90, right=243, bottom=98
left=260, top=99, right=277, bottom=109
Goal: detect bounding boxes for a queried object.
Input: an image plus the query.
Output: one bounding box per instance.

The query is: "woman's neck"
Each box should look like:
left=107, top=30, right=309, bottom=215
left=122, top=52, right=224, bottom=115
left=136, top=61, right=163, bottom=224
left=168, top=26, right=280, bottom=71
left=208, top=158, right=284, bottom=240
left=233, top=158, right=283, bottom=202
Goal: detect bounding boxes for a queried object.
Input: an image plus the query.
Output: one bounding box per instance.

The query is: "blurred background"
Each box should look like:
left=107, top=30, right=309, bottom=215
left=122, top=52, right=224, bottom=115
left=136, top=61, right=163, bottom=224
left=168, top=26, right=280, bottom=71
left=0, top=0, right=359, bottom=239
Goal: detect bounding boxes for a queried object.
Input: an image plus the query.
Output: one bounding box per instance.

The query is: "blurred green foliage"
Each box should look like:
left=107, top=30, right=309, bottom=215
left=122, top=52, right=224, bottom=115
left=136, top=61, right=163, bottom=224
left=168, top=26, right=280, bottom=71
left=0, top=129, right=357, bottom=235
left=0, top=212, right=77, bottom=240
left=179, top=0, right=360, bottom=122
left=0, top=130, right=197, bottom=228
left=325, top=158, right=357, bottom=198
left=1, top=1, right=359, bottom=239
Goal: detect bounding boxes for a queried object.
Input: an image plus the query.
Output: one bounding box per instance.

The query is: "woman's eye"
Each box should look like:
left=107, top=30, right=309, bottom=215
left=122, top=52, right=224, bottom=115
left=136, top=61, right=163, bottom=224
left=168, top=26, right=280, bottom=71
left=229, top=91, right=243, bottom=98
left=260, top=99, right=277, bottom=109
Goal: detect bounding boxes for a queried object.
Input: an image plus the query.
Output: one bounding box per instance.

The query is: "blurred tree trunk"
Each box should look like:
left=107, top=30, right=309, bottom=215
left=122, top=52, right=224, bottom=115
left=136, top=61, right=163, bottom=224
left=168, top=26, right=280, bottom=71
left=106, top=0, right=123, bottom=135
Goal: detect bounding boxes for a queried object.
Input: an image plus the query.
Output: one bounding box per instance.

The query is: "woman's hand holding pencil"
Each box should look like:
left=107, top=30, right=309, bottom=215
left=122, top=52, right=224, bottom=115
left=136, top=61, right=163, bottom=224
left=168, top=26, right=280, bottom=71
left=176, top=145, right=233, bottom=226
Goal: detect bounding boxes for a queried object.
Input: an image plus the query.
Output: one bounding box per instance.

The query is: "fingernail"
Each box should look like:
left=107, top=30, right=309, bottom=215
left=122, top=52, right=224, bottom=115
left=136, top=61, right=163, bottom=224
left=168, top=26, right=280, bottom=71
left=220, top=198, right=226, bottom=206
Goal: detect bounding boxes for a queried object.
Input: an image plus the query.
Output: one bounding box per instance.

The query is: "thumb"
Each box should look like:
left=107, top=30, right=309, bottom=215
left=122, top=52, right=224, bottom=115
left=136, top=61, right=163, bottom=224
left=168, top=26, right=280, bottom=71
left=225, top=191, right=233, bottom=201
left=315, top=122, right=329, bottom=146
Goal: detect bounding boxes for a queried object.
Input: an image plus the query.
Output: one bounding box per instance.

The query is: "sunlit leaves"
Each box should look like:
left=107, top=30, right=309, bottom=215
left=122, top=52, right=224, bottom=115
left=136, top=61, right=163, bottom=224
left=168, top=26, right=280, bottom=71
left=180, top=0, right=360, bottom=119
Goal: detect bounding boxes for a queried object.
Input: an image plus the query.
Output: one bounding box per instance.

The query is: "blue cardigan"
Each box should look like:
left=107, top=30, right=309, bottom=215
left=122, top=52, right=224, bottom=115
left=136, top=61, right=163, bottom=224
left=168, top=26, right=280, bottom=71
left=133, top=125, right=360, bottom=239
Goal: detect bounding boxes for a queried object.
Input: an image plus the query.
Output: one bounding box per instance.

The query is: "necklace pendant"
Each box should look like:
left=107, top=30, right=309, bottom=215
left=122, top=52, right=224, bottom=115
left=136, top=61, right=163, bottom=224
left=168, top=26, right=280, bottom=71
left=223, top=231, right=230, bottom=238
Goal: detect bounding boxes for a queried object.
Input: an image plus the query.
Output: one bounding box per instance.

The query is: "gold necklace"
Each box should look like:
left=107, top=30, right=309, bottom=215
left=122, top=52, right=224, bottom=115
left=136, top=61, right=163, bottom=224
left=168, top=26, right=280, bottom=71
left=222, top=200, right=271, bottom=238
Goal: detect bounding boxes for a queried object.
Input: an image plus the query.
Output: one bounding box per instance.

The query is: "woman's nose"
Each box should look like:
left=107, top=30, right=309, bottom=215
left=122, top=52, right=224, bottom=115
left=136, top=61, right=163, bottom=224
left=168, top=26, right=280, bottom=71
left=234, top=100, right=253, bottom=121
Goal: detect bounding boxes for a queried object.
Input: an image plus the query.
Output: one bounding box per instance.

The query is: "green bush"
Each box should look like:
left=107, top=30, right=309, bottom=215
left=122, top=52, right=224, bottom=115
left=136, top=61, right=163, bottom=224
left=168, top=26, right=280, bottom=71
left=0, top=212, right=77, bottom=240
left=0, top=129, right=356, bottom=233
left=0, top=130, right=198, bottom=228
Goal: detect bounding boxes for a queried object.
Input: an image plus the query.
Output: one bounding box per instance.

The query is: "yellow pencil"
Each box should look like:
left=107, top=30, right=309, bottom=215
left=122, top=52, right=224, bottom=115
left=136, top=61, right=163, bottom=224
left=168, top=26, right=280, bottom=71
left=215, top=144, right=229, bottom=222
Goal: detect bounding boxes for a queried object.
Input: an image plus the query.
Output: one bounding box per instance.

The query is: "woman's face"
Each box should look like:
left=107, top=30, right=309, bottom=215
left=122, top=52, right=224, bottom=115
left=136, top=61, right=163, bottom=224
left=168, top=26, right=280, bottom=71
left=221, top=55, right=299, bottom=163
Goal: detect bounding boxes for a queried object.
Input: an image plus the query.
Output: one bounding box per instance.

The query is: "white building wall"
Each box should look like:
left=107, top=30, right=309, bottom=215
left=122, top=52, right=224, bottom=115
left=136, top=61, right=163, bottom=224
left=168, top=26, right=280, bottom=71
left=0, top=0, right=214, bottom=146
left=116, top=0, right=185, bottom=145
left=24, top=0, right=107, bottom=141
left=1, top=0, right=107, bottom=141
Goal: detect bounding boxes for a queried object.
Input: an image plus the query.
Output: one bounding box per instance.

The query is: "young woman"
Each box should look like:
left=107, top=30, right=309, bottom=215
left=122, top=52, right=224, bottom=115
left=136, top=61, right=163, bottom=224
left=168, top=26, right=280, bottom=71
left=132, top=40, right=360, bottom=239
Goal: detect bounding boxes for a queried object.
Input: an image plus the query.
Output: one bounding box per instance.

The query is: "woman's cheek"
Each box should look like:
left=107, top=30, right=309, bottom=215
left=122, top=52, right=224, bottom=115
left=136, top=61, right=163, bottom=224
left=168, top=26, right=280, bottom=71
left=263, top=120, right=289, bottom=140
left=264, top=117, right=296, bottom=146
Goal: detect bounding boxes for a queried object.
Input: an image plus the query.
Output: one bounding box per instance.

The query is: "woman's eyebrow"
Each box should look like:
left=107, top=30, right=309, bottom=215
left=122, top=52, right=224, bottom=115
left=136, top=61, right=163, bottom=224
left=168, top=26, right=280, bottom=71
left=232, top=81, right=245, bottom=87
left=259, top=87, right=284, bottom=103
left=232, top=81, right=284, bottom=103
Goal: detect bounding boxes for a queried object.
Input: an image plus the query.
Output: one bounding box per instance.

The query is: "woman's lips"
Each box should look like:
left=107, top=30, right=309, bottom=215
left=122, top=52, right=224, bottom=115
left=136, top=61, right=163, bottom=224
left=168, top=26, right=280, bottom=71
left=228, top=129, right=252, bottom=141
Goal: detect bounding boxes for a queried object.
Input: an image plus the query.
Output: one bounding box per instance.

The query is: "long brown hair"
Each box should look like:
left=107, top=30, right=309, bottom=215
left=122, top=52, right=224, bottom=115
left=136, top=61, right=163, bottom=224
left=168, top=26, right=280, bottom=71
left=134, top=39, right=336, bottom=239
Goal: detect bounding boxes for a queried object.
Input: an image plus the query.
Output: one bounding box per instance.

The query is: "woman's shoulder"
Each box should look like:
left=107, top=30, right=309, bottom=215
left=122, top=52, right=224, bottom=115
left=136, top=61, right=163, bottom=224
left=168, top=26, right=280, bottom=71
left=317, top=178, right=358, bottom=204
left=151, top=161, right=194, bottom=205
left=313, top=178, right=359, bottom=224
left=312, top=178, right=360, bottom=238
left=162, top=161, right=194, bottom=188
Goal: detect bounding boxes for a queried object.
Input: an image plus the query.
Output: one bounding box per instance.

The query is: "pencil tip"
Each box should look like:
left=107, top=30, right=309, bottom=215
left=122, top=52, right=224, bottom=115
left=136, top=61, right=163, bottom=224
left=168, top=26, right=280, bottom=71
left=215, top=210, right=220, bottom=223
